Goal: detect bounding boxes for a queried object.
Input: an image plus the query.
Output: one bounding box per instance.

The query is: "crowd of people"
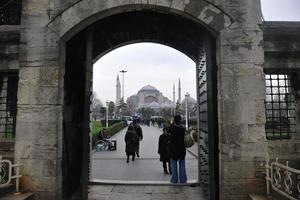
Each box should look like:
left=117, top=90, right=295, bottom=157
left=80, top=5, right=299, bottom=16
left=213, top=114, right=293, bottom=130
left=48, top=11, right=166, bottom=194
left=124, top=115, right=187, bottom=184
left=96, top=115, right=188, bottom=184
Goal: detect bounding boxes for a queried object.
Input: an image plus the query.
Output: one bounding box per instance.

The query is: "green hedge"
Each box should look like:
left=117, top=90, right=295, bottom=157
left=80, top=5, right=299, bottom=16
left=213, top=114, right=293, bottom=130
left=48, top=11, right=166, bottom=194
left=106, top=121, right=127, bottom=136
left=100, top=119, right=122, bottom=127
left=90, top=121, right=103, bottom=138
left=91, top=121, right=127, bottom=149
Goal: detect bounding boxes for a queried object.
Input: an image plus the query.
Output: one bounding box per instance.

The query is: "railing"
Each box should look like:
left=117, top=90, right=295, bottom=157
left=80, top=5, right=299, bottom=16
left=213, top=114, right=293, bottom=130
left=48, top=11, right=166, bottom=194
left=0, top=155, right=22, bottom=193
left=266, top=158, right=300, bottom=200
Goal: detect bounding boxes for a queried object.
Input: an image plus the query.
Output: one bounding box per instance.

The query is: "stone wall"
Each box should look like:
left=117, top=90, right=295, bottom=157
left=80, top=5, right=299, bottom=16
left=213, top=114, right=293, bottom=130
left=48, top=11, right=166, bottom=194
left=218, top=0, right=267, bottom=198
left=14, top=0, right=63, bottom=199
left=10, top=0, right=299, bottom=199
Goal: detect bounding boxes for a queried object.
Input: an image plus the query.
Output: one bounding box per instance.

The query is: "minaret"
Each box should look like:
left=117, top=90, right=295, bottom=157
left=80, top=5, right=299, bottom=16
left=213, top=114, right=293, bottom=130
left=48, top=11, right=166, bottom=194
left=116, top=74, right=121, bottom=106
left=178, top=78, right=181, bottom=103
left=173, top=84, right=176, bottom=103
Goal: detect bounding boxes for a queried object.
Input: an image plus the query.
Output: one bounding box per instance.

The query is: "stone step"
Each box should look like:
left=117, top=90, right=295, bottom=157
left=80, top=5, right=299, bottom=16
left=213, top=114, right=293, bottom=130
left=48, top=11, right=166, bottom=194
left=0, top=184, right=14, bottom=197
left=248, top=194, right=271, bottom=200
left=0, top=193, right=34, bottom=200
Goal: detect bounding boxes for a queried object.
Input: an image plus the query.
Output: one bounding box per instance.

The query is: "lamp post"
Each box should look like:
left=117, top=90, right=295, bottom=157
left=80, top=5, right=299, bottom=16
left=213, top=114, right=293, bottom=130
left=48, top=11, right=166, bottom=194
left=120, top=70, right=127, bottom=115
left=106, top=101, right=109, bottom=128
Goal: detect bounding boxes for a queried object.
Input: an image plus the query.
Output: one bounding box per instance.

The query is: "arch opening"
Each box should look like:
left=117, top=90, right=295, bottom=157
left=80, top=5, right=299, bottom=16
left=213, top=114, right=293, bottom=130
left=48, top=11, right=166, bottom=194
left=63, top=10, right=218, bottom=200
left=91, top=42, right=198, bottom=183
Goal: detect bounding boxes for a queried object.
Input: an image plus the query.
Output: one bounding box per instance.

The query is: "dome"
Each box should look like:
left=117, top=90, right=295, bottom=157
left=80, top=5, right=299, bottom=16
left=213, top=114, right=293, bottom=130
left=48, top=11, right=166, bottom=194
left=181, top=94, right=197, bottom=104
left=138, top=85, right=159, bottom=93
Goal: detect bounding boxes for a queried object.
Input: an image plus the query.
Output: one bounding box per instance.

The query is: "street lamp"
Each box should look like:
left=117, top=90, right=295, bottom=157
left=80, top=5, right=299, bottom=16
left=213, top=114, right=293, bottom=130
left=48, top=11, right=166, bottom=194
left=120, top=70, right=127, bottom=115
left=106, top=101, right=109, bottom=128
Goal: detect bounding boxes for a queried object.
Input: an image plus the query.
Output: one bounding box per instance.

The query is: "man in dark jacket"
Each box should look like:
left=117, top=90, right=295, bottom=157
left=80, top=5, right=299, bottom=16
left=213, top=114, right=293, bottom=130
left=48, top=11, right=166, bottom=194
left=132, top=120, right=143, bottom=157
left=169, top=115, right=187, bottom=183
left=125, top=125, right=138, bottom=163
left=158, top=127, right=172, bottom=174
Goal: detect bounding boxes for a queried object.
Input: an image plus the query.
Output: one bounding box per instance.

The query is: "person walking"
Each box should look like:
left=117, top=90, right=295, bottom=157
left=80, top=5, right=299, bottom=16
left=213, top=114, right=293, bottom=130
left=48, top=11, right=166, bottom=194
left=132, top=120, right=143, bottom=157
left=169, top=115, right=187, bottom=183
left=158, top=127, right=172, bottom=174
left=124, top=125, right=139, bottom=163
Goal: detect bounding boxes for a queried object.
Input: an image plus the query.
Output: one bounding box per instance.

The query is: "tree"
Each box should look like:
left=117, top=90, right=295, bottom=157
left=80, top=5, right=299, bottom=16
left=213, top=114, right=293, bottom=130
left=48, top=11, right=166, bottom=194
left=99, top=107, right=106, bottom=119
left=107, top=101, right=115, bottom=117
left=175, top=102, right=183, bottom=115
left=91, top=92, right=103, bottom=120
left=126, top=98, right=136, bottom=114
left=121, top=102, right=130, bottom=116
left=138, top=107, right=154, bottom=119
left=160, top=107, right=172, bottom=120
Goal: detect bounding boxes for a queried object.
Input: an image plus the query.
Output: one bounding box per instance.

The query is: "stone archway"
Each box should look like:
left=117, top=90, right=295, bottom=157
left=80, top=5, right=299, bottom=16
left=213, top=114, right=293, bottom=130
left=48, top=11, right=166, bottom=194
left=63, top=9, right=218, bottom=199
left=16, top=1, right=267, bottom=200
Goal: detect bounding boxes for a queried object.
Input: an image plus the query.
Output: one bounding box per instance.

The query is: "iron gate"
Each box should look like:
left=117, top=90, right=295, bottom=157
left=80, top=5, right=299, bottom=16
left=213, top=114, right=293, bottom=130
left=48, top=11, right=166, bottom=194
left=196, top=41, right=218, bottom=199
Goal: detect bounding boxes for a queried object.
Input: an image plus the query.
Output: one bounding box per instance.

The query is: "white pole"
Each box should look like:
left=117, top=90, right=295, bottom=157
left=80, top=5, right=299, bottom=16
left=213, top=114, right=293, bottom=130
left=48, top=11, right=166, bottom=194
left=106, top=101, right=109, bottom=129
left=185, top=93, right=188, bottom=130
left=120, top=70, right=127, bottom=115
left=16, top=157, right=20, bottom=193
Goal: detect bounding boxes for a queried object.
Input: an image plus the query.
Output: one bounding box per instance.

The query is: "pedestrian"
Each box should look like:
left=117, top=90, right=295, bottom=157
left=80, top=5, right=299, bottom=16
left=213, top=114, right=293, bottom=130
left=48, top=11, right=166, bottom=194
left=132, top=119, right=143, bottom=157
left=169, top=115, right=187, bottom=183
left=97, top=130, right=104, bottom=141
left=158, top=127, right=172, bottom=174
left=124, top=125, right=139, bottom=163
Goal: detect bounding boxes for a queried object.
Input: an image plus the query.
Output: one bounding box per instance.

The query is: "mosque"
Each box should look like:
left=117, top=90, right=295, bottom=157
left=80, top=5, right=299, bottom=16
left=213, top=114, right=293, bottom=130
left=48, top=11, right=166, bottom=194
left=115, top=75, right=196, bottom=112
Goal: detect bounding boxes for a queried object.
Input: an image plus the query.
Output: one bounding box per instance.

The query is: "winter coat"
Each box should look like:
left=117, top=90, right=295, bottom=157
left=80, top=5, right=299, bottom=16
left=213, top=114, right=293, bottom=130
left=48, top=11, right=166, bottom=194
left=169, top=123, right=186, bottom=160
left=158, top=133, right=171, bottom=162
left=133, top=124, right=143, bottom=140
left=125, top=130, right=138, bottom=155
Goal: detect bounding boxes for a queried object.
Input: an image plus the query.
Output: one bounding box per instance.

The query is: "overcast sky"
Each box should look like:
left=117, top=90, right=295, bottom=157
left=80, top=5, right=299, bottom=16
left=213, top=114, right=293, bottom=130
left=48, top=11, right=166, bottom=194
left=93, top=0, right=300, bottom=103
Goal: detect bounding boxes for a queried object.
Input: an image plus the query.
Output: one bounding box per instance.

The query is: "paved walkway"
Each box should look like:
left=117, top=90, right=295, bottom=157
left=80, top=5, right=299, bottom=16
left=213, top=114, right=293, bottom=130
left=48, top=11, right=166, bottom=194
left=88, top=185, right=206, bottom=200
left=91, top=125, right=198, bottom=182
left=89, top=126, right=205, bottom=199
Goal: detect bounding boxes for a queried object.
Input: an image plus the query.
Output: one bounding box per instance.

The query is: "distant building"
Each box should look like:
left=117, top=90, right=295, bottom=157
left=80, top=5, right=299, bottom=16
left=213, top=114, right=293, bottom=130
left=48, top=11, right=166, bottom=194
left=127, top=85, right=174, bottom=111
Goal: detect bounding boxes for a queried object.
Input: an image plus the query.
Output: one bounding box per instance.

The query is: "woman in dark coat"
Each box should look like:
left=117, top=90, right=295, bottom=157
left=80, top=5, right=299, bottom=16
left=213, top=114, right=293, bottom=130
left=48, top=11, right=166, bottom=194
left=158, top=127, right=171, bottom=174
left=169, top=115, right=187, bottom=183
left=125, top=125, right=138, bottom=163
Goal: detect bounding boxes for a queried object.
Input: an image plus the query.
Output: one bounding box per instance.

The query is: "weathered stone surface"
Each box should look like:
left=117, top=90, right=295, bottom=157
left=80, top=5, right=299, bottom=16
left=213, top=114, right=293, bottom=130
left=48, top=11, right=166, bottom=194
left=16, top=122, right=58, bottom=144
left=42, top=159, right=56, bottom=177
left=21, top=175, right=55, bottom=191
left=156, top=0, right=172, bottom=7
left=17, top=105, right=62, bottom=123
left=18, top=85, right=61, bottom=105
left=222, top=161, right=255, bottom=179
left=8, top=0, right=299, bottom=200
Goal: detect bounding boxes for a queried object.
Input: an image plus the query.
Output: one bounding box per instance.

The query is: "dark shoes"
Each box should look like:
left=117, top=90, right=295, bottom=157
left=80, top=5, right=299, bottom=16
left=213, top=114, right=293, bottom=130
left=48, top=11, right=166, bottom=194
left=136, top=153, right=140, bottom=157
left=127, top=156, right=135, bottom=162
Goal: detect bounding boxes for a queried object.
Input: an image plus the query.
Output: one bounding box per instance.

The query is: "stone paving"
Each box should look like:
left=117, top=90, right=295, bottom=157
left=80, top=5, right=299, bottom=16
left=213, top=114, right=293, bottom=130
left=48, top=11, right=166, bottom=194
left=91, top=125, right=198, bottom=181
left=89, top=125, right=204, bottom=199
left=88, top=185, right=206, bottom=200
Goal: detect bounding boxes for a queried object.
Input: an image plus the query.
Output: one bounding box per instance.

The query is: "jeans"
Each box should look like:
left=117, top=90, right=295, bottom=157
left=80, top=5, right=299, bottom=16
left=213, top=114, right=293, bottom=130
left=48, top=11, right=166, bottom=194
left=170, top=159, right=187, bottom=183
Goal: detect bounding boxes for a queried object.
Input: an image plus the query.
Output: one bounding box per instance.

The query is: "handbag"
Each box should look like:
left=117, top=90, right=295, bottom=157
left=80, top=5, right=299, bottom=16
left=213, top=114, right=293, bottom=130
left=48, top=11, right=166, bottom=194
left=184, top=131, right=194, bottom=148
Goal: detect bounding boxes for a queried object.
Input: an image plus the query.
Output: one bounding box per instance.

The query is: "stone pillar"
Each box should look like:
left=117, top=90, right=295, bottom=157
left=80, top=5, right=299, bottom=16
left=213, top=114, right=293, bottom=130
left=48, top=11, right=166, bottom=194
left=15, top=0, right=63, bottom=199
left=218, top=0, right=267, bottom=199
